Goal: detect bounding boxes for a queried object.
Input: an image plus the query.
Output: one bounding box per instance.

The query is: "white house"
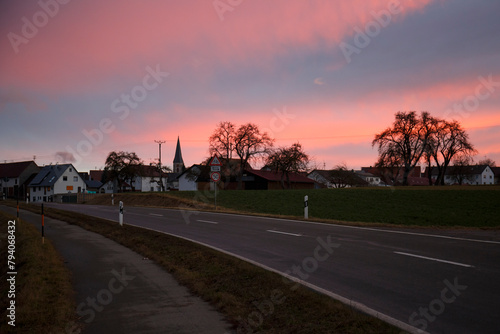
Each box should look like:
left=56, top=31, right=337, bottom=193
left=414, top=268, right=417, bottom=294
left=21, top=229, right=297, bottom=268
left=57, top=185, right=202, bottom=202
left=354, top=171, right=381, bottom=186
left=431, top=165, right=495, bottom=185
left=29, top=164, right=86, bottom=202
left=178, top=165, right=203, bottom=191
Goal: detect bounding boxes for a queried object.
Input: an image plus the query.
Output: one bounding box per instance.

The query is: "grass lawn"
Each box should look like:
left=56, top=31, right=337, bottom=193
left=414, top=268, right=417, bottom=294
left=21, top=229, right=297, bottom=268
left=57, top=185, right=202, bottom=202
left=0, top=211, right=77, bottom=333
left=168, top=186, right=500, bottom=228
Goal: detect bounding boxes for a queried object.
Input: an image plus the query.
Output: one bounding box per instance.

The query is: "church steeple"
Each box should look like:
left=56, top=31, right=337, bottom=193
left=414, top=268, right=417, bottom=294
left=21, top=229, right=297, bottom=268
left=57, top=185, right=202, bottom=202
left=173, top=136, right=185, bottom=173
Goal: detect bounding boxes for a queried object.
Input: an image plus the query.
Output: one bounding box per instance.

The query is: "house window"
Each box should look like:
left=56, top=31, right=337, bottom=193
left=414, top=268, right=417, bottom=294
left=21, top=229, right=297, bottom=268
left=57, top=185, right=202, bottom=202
left=15, top=179, right=18, bottom=185
left=73, top=176, right=78, bottom=182
left=70, top=168, right=73, bottom=172
left=63, top=176, right=68, bottom=181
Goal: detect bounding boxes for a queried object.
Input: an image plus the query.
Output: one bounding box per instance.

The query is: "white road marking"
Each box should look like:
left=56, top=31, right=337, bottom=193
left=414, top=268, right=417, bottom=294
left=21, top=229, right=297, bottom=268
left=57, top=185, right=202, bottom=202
left=196, top=220, right=219, bottom=225
left=198, top=211, right=500, bottom=245
left=394, top=251, right=474, bottom=268
left=266, top=230, right=302, bottom=237
left=149, top=213, right=163, bottom=217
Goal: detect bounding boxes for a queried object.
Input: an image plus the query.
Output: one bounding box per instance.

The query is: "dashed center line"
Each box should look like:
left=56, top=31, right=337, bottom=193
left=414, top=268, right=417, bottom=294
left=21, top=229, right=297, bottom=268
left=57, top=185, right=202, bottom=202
left=394, top=251, right=474, bottom=268
left=149, top=213, right=163, bottom=217
left=196, top=220, right=219, bottom=225
left=266, top=230, right=302, bottom=237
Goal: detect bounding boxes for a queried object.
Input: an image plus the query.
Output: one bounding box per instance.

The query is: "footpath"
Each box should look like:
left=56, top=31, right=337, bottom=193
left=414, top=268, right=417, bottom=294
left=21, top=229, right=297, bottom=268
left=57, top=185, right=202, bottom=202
left=0, top=205, right=235, bottom=334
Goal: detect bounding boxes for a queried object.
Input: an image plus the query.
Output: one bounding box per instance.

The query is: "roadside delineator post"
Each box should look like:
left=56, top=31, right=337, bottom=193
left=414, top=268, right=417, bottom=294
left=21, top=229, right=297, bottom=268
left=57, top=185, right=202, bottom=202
left=304, top=195, right=309, bottom=219
left=119, top=201, right=124, bottom=227
left=41, top=203, right=45, bottom=244
left=112, top=194, right=114, bottom=206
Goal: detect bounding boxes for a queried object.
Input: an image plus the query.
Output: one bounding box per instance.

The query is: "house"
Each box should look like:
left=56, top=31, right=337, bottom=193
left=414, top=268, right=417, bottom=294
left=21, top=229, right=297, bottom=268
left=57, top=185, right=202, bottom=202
left=491, top=167, right=500, bottom=185
left=307, top=169, right=368, bottom=188
left=178, top=164, right=211, bottom=191
left=244, top=169, right=314, bottom=190
left=29, top=164, right=87, bottom=202
left=0, top=161, right=40, bottom=199
left=361, top=166, right=427, bottom=186
left=134, top=165, right=167, bottom=192
left=430, top=164, right=495, bottom=185
left=354, top=171, right=381, bottom=186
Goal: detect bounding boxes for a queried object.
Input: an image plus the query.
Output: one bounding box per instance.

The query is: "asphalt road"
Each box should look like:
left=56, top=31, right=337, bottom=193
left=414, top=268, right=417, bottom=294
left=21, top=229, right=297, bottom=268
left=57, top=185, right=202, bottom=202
left=44, top=203, right=500, bottom=334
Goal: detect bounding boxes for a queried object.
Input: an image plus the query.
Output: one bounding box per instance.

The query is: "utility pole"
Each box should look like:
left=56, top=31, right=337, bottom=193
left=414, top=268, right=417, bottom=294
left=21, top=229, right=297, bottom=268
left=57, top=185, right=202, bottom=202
left=154, top=140, right=166, bottom=191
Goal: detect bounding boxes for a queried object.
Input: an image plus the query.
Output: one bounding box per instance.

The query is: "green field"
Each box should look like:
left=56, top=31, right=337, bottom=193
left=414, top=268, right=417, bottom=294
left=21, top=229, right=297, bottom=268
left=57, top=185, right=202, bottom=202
left=168, top=186, right=500, bottom=228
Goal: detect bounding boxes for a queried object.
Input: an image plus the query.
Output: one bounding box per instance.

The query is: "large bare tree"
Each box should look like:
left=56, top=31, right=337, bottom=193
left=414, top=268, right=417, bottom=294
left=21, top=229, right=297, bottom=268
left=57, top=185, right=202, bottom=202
left=373, top=111, right=436, bottom=186
left=208, top=122, right=274, bottom=189
left=209, top=121, right=236, bottom=160
left=426, top=120, right=476, bottom=185
left=234, top=123, right=274, bottom=189
left=266, top=142, right=309, bottom=189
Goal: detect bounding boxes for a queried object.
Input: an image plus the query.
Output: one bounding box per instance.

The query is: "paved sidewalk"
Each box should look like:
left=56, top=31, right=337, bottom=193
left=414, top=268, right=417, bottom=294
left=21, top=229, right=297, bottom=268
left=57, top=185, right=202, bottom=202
left=1, top=206, right=234, bottom=334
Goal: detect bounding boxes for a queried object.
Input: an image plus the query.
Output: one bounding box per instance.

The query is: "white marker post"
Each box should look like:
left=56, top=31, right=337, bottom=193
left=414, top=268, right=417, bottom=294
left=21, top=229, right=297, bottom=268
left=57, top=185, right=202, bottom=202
left=119, top=201, right=124, bottom=226
left=112, top=194, right=114, bottom=206
left=304, top=195, right=309, bottom=219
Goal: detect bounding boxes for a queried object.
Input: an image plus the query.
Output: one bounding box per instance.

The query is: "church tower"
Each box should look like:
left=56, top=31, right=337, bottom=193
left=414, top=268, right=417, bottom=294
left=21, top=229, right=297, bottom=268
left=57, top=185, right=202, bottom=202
left=173, top=136, right=185, bottom=174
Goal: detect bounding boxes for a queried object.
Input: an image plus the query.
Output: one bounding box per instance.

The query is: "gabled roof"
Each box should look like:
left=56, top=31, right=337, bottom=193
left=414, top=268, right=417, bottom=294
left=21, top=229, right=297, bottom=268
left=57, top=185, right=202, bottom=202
left=246, top=169, right=314, bottom=183
left=0, top=161, right=38, bottom=178
left=85, top=179, right=102, bottom=189
left=490, top=167, right=500, bottom=176
left=431, top=165, right=491, bottom=176
left=29, top=164, right=74, bottom=187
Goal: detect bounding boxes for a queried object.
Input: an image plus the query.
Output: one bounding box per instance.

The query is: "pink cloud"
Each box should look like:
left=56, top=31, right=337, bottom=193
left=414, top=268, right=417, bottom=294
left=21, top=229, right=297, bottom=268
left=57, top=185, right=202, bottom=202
left=0, top=0, right=434, bottom=94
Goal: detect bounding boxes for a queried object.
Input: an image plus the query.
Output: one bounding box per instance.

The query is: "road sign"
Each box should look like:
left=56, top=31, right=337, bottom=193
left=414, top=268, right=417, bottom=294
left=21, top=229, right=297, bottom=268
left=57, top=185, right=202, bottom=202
left=209, top=155, right=222, bottom=166
left=211, top=166, right=221, bottom=172
left=210, top=171, right=221, bottom=182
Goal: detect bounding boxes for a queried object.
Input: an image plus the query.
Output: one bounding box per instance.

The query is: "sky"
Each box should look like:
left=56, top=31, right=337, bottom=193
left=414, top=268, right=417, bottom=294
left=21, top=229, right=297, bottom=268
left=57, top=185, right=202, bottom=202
left=1, top=0, right=499, bottom=172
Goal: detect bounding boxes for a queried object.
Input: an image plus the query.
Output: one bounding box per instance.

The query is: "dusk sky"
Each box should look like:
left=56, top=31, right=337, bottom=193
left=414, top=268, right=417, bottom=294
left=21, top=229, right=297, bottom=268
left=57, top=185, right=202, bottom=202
left=1, top=0, right=499, bottom=172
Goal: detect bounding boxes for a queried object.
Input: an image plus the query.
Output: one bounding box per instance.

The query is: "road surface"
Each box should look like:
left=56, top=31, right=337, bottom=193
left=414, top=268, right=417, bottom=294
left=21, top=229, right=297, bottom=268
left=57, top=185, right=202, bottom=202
left=43, top=203, right=500, bottom=334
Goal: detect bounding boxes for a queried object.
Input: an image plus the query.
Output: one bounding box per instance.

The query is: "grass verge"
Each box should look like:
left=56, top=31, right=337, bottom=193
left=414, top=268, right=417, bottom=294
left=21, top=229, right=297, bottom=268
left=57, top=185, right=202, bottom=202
left=8, top=202, right=402, bottom=333
left=0, top=210, right=77, bottom=334
left=84, top=187, right=500, bottom=228
left=167, top=187, right=500, bottom=228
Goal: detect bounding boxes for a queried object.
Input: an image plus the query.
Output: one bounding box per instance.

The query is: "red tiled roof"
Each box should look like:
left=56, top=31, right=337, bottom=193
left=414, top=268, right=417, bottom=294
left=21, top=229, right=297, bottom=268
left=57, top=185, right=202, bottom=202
left=247, top=169, right=314, bottom=183
left=0, top=161, right=37, bottom=178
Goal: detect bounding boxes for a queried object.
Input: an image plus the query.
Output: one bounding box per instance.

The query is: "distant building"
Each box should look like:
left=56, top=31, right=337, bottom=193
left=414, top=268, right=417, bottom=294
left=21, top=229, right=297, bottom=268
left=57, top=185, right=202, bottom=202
left=29, top=164, right=86, bottom=202
left=430, top=165, right=495, bottom=185
left=307, top=169, right=368, bottom=188
left=0, top=161, right=39, bottom=199
left=354, top=170, right=381, bottom=186
left=173, top=136, right=185, bottom=174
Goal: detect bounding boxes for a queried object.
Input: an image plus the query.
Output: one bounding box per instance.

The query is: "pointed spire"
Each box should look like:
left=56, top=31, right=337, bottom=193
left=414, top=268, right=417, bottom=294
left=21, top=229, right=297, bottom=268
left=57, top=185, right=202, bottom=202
left=173, top=136, right=185, bottom=173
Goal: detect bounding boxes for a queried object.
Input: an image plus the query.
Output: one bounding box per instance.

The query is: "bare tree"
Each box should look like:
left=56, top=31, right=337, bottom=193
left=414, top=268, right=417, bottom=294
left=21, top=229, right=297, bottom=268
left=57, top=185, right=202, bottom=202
left=329, top=163, right=366, bottom=188
left=209, top=121, right=236, bottom=160
left=426, top=119, right=476, bottom=185
left=478, top=157, right=496, bottom=167
left=103, top=151, right=143, bottom=192
left=266, top=142, right=309, bottom=189
left=373, top=111, right=437, bottom=186
left=234, top=123, right=274, bottom=189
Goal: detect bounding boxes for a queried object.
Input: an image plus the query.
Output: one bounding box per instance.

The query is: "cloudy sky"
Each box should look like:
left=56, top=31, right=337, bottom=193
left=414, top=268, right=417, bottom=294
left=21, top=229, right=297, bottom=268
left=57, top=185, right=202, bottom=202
left=1, top=0, right=499, bottom=172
